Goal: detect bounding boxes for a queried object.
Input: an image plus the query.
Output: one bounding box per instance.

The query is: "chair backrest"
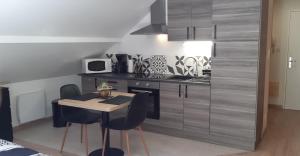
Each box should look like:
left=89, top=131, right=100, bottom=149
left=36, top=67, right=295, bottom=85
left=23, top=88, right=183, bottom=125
left=124, top=93, right=149, bottom=129
left=60, top=84, right=84, bottom=122
left=60, top=84, right=81, bottom=99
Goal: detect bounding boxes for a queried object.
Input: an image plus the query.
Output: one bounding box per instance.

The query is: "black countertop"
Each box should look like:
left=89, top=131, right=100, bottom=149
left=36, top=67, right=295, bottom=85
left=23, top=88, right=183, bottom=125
left=79, top=73, right=211, bottom=85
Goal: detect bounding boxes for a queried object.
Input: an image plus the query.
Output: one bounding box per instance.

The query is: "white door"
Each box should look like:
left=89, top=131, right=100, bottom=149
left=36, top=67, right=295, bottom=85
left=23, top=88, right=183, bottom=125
left=285, top=11, right=300, bottom=110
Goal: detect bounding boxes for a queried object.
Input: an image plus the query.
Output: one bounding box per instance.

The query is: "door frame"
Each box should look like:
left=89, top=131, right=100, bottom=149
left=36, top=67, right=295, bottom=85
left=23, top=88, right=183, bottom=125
left=283, top=10, right=300, bottom=109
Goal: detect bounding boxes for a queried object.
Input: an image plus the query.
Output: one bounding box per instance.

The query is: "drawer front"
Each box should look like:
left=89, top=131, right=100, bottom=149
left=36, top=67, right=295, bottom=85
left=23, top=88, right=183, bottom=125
left=215, top=41, right=259, bottom=59
left=168, top=27, right=189, bottom=41
left=128, top=80, right=159, bottom=89
left=211, top=58, right=258, bottom=79
left=98, top=78, right=128, bottom=92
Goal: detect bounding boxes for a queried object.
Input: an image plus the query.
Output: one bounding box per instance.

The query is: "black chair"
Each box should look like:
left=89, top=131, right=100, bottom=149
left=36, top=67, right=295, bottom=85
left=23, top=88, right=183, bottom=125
left=101, top=93, right=150, bottom=156
left=59, top=84, right=101, bottom=156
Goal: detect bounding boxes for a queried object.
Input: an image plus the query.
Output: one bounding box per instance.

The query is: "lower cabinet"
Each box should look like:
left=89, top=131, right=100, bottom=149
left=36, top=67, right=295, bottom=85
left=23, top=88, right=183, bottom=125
left=145, top=82, right=184, bottom=131
left=183, top=84, right=210, bottom=139
left=82, top=77, right=97, bottom=94
left=144, top=82, right=211, bottom=140
left=96, top=78, right=128, bottom=92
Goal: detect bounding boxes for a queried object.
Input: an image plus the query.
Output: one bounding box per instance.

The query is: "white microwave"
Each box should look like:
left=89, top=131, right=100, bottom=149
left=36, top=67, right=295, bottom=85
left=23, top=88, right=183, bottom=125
left=82, top=59, right=112, bottom=74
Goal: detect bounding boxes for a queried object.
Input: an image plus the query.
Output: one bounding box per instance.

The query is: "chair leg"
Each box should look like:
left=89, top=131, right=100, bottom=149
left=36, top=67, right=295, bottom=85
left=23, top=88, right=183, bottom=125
left=100, top=123, right=103, bottom=146
left=125, top=131, right=131, bottom=156
left=84, top=125, right=89, bottom=156
left=60, top=122, right=70, bottom=153
left=101, top=128, right=108, bottom=156
left=81, top=124, right=83, bottom=144
left=137, top=126, right=150, bottom=156
left=120, top=131, right=123, bottom=149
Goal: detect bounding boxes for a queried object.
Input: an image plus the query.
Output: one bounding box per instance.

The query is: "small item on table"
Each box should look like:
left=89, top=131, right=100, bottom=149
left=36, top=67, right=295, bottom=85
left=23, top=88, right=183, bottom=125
left=97, top=82, right=113, bottom=98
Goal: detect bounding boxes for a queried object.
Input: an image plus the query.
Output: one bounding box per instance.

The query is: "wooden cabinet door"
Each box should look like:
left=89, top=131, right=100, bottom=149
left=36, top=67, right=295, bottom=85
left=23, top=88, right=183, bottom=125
left=168, top=0, right=191, bottom=41
left=183, top=84, right=210, bottom=138
left=191, top=0, right=213, bottom=40
left=210, top=41, right=259, bottom=149
left=146, top=82, right=184, bottom=130
left=81, top=77, right=97, bottom=94
left=213, top=0, right=261, bottom=41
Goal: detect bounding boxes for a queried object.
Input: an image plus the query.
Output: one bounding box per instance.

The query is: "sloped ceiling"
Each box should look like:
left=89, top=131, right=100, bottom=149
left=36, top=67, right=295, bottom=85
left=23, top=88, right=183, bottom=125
left=0, top=0, right=154, bottom=37
left=0, top=0, right=155, bottom=83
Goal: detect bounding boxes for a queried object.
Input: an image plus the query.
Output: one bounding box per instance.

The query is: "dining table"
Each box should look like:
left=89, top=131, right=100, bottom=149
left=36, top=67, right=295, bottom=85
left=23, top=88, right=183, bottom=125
left=58, top=91, right=135, bottom=156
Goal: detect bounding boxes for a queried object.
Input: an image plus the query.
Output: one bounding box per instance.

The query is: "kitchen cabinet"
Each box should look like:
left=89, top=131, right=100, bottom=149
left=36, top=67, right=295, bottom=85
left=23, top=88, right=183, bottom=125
left=145, top=82, right=184, bottom=130
left=144, top=82, right=211, bottom=140
left=96, top=78, right=128, bottom=92
left=210, top=42, right=259, bottom=149
left=168, top=0, right=213, bottom=41
left=183, top=84, right=210, bottom=139
left=82, top=77, right=97, bottom=94
left=213, top=0, right=261, bottom=41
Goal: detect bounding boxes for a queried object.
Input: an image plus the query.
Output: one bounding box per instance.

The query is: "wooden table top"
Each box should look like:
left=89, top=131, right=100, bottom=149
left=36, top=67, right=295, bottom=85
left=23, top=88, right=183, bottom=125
left=58, top=92, right=135, bottom=112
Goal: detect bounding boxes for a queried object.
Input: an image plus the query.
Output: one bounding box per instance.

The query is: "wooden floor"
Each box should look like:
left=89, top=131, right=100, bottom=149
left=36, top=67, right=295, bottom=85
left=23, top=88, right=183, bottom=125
left=16, top=107, right=300, bottom=156
left=225, top=107, right=300, bottom=156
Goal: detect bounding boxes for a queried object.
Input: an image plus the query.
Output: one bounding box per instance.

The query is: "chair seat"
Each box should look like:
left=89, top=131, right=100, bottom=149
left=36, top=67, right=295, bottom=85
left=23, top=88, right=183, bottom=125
left=102, top=117, right=133, bottom=130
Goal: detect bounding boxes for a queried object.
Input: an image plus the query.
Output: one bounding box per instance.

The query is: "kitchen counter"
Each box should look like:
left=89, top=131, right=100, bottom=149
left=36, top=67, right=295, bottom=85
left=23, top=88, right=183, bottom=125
left=79, top=73, right=211, bottom=85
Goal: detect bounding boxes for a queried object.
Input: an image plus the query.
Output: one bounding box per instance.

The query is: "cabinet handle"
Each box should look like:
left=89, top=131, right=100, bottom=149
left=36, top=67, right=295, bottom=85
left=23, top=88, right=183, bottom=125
left=179, top=84, right=181, bottom=97
left=107, top=81, right=118, bottom=84
left=187, top=27, right=190, bottom=40
left=213, top=25, right=217, bottom=40
left=185, top=85, right=188, bottom=98
left=193, top=27, right=196, bottom=40
left=94, top=78, right=97, bottom=89
left=212, top=43, right=216, bottom=58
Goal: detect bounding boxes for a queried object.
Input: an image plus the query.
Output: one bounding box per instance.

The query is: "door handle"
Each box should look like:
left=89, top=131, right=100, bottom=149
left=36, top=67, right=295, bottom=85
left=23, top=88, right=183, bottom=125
left=212, top=43, right=216, bottom=58
left=288, top=57, right=297, bottom=69
left=213, top=25, right=217, bottom=40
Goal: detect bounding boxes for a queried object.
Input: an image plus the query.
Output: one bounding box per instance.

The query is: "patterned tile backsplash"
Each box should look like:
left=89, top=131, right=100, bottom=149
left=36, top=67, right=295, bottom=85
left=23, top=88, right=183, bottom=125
left=105, top=53, right=211, bottom=76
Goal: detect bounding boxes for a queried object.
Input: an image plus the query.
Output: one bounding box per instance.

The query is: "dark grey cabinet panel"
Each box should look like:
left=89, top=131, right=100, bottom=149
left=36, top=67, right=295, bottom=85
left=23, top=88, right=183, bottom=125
left=184, top=84, right=210, bottom=138
left=145, top=82, right=184, bottom=130
left=213, top=0, right=261, bottom=41
left=82, top=77, right=96, bottom=94
left=168, top=27, right=190, bottom=41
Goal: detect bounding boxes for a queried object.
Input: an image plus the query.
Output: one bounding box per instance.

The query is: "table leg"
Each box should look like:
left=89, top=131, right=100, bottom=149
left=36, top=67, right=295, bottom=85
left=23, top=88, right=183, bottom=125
left=89, top=112, right=124, bottom=156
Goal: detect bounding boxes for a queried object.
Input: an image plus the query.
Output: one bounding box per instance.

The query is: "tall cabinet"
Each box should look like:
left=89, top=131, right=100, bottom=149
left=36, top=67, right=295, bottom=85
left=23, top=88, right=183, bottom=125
left=210, top=0, right=262, bottom=150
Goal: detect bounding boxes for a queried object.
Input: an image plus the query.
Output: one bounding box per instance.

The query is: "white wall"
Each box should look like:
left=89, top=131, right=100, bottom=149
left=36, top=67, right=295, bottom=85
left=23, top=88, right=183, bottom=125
left=270, top=0, right=300, bottom=106
left=107, top=13, right=213, bottom=57
left=2, top=75, right=81, bottom=127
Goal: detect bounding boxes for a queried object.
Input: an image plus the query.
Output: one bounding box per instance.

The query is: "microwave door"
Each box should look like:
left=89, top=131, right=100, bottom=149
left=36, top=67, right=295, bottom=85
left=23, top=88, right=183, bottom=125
left=88, top=61, right=106, bottom=72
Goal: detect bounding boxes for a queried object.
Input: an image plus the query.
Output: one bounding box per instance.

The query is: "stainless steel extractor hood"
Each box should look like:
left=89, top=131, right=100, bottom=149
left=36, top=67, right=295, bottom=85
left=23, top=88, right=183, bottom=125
left=131, top=0, right=167, bottom=35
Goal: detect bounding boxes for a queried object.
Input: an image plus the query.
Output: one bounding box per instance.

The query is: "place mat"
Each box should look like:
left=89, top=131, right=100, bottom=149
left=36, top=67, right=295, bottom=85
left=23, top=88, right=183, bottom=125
left=67, top=93, right=100, bottom=101
left=101, top=95, right=133, bottom=105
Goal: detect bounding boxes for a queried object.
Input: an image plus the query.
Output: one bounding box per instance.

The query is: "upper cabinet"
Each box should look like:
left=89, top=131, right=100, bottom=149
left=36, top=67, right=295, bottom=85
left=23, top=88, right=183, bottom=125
left=212, top=0, right=261, bottom=41
left=168, top=0, right=213, bottom=41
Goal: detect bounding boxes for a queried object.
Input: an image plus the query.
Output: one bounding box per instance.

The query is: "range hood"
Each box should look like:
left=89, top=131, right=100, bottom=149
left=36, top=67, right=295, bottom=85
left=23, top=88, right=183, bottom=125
left=131, top=0, right=167, bottom=35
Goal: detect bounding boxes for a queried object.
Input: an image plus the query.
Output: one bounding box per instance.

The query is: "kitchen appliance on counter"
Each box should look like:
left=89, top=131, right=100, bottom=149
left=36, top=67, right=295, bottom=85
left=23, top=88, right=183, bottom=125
left=128, top=80, right=160, bottom=120
left=82, top=59, right=112, bottom=74
left=113, top=54, right=128, bottom=73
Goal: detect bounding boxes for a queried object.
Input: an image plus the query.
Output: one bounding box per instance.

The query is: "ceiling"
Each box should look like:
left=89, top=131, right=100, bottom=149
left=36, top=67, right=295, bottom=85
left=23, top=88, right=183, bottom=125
left=0, top=0, right=155, bottom=83
left=0, top=0, right=154, bottom=38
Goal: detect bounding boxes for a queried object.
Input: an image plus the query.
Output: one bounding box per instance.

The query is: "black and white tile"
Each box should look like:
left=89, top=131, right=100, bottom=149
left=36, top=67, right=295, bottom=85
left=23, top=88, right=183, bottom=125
left=104, top=53, right=211, bottom=76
